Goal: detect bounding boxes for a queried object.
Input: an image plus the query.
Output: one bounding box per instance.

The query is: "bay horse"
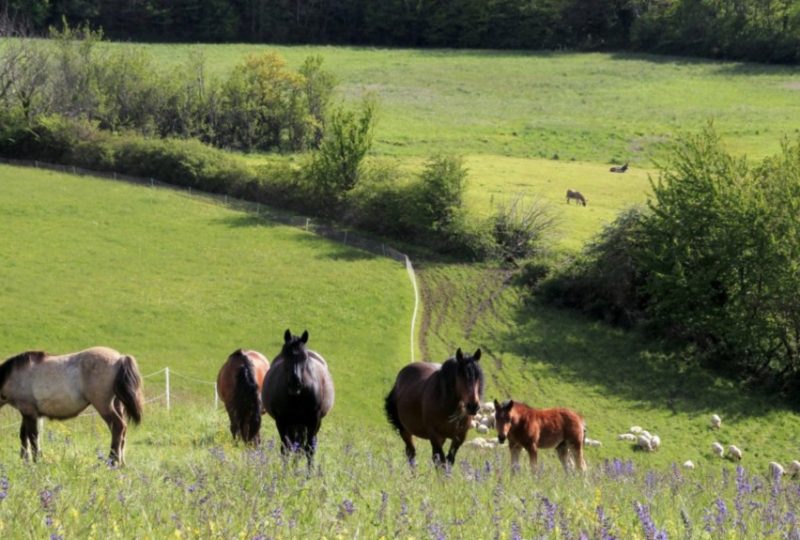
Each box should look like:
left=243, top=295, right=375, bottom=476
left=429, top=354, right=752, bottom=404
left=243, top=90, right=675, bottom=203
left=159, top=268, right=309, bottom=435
left=216, top=349, right=270, bottom=444
left=566, top=189, right=587, bottom=206
left=493, top=399, right=586, bottom=473
left=610, top=162, right=629, bottom=173
left=0, top=347, right=143, bottom=465
left=261, top=330, right=334, bottom=466
left=385, top=348, right=483, bottom=467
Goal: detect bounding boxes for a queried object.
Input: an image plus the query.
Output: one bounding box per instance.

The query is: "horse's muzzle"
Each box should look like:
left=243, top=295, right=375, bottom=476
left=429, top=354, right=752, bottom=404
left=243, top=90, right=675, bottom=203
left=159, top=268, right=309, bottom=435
left=466, top=402, right=479, bottom=415
left=497, top=434, right=506, bottom=444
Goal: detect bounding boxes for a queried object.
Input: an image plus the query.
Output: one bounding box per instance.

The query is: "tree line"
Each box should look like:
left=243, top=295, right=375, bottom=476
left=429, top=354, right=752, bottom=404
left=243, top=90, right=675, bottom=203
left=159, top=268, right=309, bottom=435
left=3, top=0, right=799, bottom=64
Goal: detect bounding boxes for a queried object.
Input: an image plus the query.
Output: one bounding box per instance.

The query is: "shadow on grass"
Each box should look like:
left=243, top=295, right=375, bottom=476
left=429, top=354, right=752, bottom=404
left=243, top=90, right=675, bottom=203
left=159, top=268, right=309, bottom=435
left=501, top=300, right=791, bottom=419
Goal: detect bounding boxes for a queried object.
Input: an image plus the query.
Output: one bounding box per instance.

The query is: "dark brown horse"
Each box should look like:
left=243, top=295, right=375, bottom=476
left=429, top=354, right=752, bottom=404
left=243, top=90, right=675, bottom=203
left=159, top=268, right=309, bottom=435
left=0, top=347, right=143, bottom=465
left=494, top=399, right=586, bottom=472
left=261, top=330, right=334, bottom=466
left=385, top=348, right=483, bottom=466
left=610, top=162, right=629, bottom=173
left=216, top=349, right=270, bottom=444
left=566, top=189, right=587, bottom=206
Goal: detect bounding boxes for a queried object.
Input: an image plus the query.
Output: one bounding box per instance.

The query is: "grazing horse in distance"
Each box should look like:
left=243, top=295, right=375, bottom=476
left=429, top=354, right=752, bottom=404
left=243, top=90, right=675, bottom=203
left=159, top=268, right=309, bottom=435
left=566, top=189, right=587, bottom=206
left=216, top=349, right=270, bottom=444
left=385, top=348, right=483, bottom=467
left=610, top=162, right=629, bottom=173
left=0, top=347, right=143, bottom=465
left=261, top=330, right=334, bottom=466
left=494, top=399, right=586, bottom=473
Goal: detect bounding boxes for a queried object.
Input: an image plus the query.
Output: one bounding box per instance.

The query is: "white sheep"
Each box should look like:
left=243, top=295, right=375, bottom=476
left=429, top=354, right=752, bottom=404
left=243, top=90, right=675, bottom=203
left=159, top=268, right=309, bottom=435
left=710, top=414, right=722, bottom=430
left=637, top=434, right=653, bottom=452
left=481, top=401, right=496, bottom=414
left=768, top=461, right=785, bottom=478
left=466, top=437, right=487, bottom=448
left=650, top=434, right=661, bottom=450
left=617, top=433, right=637, bottom=441
left=711, top=442, right=725, bottom=457
left=476, top=424, right=489, bottom=434
left=585, top=438, right=602, bottom=448
left=683, top=460, right=695, bottom=469
left=629, top=426, right=644, bottom=435
left=727, top=445, right=743, bottom=461
left=787, top=460, right=800, bottom=477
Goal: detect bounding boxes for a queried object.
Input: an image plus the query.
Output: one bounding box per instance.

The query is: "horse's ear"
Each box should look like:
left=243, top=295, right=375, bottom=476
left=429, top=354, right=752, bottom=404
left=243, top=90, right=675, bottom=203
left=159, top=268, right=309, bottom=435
left=506, top=399, right=514, bottom=410
left=473, top=348, right=481, bottom=361
left=493, top=398, right=500, bottom=408
left=455, top=348, right=464, bottom=361
left=301, top=330, right=309, bottom=344
left=284, top=329, right=292, bottom=343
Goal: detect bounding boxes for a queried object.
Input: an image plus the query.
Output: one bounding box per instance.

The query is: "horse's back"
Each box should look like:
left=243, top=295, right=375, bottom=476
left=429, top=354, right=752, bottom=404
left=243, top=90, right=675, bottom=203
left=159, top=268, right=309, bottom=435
left=523, top=405, right=584, bottom=448
left=30, top=347, right=126, bottom=419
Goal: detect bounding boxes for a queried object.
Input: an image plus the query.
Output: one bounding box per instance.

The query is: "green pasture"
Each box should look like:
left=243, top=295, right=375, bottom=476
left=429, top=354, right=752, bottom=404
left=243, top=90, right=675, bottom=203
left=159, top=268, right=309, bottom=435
left=0, top=164, right=413, bottom=425
left=125, top=43, right=800, bottom=163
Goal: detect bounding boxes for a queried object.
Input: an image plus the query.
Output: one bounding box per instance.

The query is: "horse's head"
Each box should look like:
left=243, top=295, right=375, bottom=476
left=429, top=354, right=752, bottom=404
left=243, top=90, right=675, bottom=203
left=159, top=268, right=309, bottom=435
left=493, top=399, right=515, bottom=444
left=453, top=348, right=483, bottom=416
left=281, top=329, right=310, bottom=396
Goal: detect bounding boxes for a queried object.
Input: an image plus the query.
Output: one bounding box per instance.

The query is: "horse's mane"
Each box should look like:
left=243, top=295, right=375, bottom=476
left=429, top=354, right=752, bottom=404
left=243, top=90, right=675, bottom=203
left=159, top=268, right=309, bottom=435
left=439, top=354, right=484, bottom=404
left=0, top=351, right=45, bottom=388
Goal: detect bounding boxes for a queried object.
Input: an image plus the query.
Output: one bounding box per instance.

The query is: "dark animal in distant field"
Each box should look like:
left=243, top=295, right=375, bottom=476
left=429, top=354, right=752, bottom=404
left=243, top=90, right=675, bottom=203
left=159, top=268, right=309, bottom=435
left=385, top=348, right=483, bottom=467
left=0, top=347, right=143, bottom=465
left=217, top=349, right=270, bottom=444
left=610, top=162, right=629, bottom=173
left=494, top=399, right=586, bottom=472
left=261, top=330, right=334, bottom=466
left=566, top=189, right=587, bottom=206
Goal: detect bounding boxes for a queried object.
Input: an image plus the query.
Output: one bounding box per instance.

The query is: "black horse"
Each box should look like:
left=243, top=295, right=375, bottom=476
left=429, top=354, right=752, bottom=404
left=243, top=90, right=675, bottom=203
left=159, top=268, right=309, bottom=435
left=261, top=329, right=334, bottom=466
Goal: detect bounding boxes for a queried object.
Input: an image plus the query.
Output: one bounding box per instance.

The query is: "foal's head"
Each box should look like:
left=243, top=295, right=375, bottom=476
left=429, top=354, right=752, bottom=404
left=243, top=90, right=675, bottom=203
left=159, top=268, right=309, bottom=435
left=449, top=348, right=483, bottom=415
left=493, top=399, right=516, bottom=444
left=281, top=329, right=310, bottom=396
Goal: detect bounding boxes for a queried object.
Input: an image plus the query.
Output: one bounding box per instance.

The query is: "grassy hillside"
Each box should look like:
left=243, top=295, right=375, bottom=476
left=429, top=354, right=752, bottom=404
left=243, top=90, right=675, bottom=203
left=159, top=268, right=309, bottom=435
left=0, top=164, right=413, bottom=425
left=123, top=44, right=800, bottom=163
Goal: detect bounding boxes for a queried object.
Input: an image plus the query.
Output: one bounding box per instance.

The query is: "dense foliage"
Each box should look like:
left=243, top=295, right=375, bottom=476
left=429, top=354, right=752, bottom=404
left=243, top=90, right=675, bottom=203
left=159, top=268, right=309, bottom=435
left=538, top=127, right=800, bottom=395
left=4, top=0, right=800, bottom=63
left=0, top=25, right=334, bottom=153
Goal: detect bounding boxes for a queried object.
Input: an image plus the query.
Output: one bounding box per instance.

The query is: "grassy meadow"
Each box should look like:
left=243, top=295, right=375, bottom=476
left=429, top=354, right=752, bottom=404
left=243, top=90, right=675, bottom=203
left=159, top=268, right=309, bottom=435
left=2, top=41, right=800, bottom=537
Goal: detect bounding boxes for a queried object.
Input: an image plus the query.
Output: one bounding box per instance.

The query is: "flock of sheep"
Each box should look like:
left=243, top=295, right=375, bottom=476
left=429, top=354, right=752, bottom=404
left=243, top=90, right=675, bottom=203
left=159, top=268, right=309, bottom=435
left=465, top=408, right=799, bottom=479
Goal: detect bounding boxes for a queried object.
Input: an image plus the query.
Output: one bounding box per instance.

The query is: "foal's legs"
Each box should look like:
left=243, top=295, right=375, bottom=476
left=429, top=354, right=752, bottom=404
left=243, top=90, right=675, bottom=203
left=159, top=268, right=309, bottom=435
left=556, top=442, right=572, bottom=472
left=526, top=444, right=539, bottom=471
left=508, top=442, right=523, bottom=472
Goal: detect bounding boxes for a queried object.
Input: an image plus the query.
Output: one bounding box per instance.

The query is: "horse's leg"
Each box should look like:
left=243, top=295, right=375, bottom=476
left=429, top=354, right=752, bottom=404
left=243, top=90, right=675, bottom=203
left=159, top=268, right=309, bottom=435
left=508, top=442, right=522, bottom=472
left=556, top=442, right=572, bottom=472
left=113, top=399, right=128, bottom=465
left=526, top=444, right=539, bottom=472
left=226, top=405, right=238, bottom=440
left=446, top=435, right=465, bottom=465
left=429, top=435, right=447, bottom=467
left=399, top=429, right=416, bottom=464
left=573, top=441, right=587, bottom=472
left=19, top=415, right=37, bottom=461
left=101, top=409, right=125, bottom=465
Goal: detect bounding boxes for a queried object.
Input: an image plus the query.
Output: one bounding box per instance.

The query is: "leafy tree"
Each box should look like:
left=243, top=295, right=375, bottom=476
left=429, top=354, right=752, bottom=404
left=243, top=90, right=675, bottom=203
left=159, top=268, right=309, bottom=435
left=635, top=126, right=800, bottom=388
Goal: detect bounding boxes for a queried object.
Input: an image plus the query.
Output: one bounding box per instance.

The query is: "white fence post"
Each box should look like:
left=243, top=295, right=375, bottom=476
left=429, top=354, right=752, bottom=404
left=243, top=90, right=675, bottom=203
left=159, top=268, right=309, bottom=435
left=405, top=255, right=419, bottom=363
left=165, top=367, right=171, bottom=411
left=214, top=383, right=218, bottom=409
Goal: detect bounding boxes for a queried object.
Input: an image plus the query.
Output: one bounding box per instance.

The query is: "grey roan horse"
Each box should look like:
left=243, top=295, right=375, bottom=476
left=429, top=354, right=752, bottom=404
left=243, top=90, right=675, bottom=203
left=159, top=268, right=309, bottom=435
left=0, top=347, right=144, bottom=464
left=261, top=330, right=334, bottom=466
left=385, top=348, right=484, bottom=467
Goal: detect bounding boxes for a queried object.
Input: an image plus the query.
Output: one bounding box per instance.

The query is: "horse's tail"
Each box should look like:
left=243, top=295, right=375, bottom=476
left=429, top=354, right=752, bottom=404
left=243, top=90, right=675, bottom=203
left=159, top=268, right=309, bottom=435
left=233, top=360, right=261, bottom=443
left=114, top=355, right=144, bottom=425
left=384, top=386, right=404, bottom=433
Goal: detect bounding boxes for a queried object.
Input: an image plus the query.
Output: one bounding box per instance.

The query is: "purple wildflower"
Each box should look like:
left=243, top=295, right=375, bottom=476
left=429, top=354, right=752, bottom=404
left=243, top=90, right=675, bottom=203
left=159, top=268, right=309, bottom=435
left=596, top=505, right=617, bottom=540
left=634, top=501, right=667, bottom=539
left=510, top=520, right=522, bottom=540
left=541, top=497, right=557, bottom=532
left=338, top=499, right=355, bottom=519
left=714, top=497, right=729, bottom=530
left=0, top=473, right=8, bottom=502
left=39, top=489, right=54, bottom=510
left=427, top=521, right=446, bottom=540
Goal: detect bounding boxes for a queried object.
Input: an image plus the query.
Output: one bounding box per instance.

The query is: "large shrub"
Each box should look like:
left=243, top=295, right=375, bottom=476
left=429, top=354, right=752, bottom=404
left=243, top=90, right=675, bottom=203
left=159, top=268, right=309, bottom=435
left=634, top=127, right=800, bottom=389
